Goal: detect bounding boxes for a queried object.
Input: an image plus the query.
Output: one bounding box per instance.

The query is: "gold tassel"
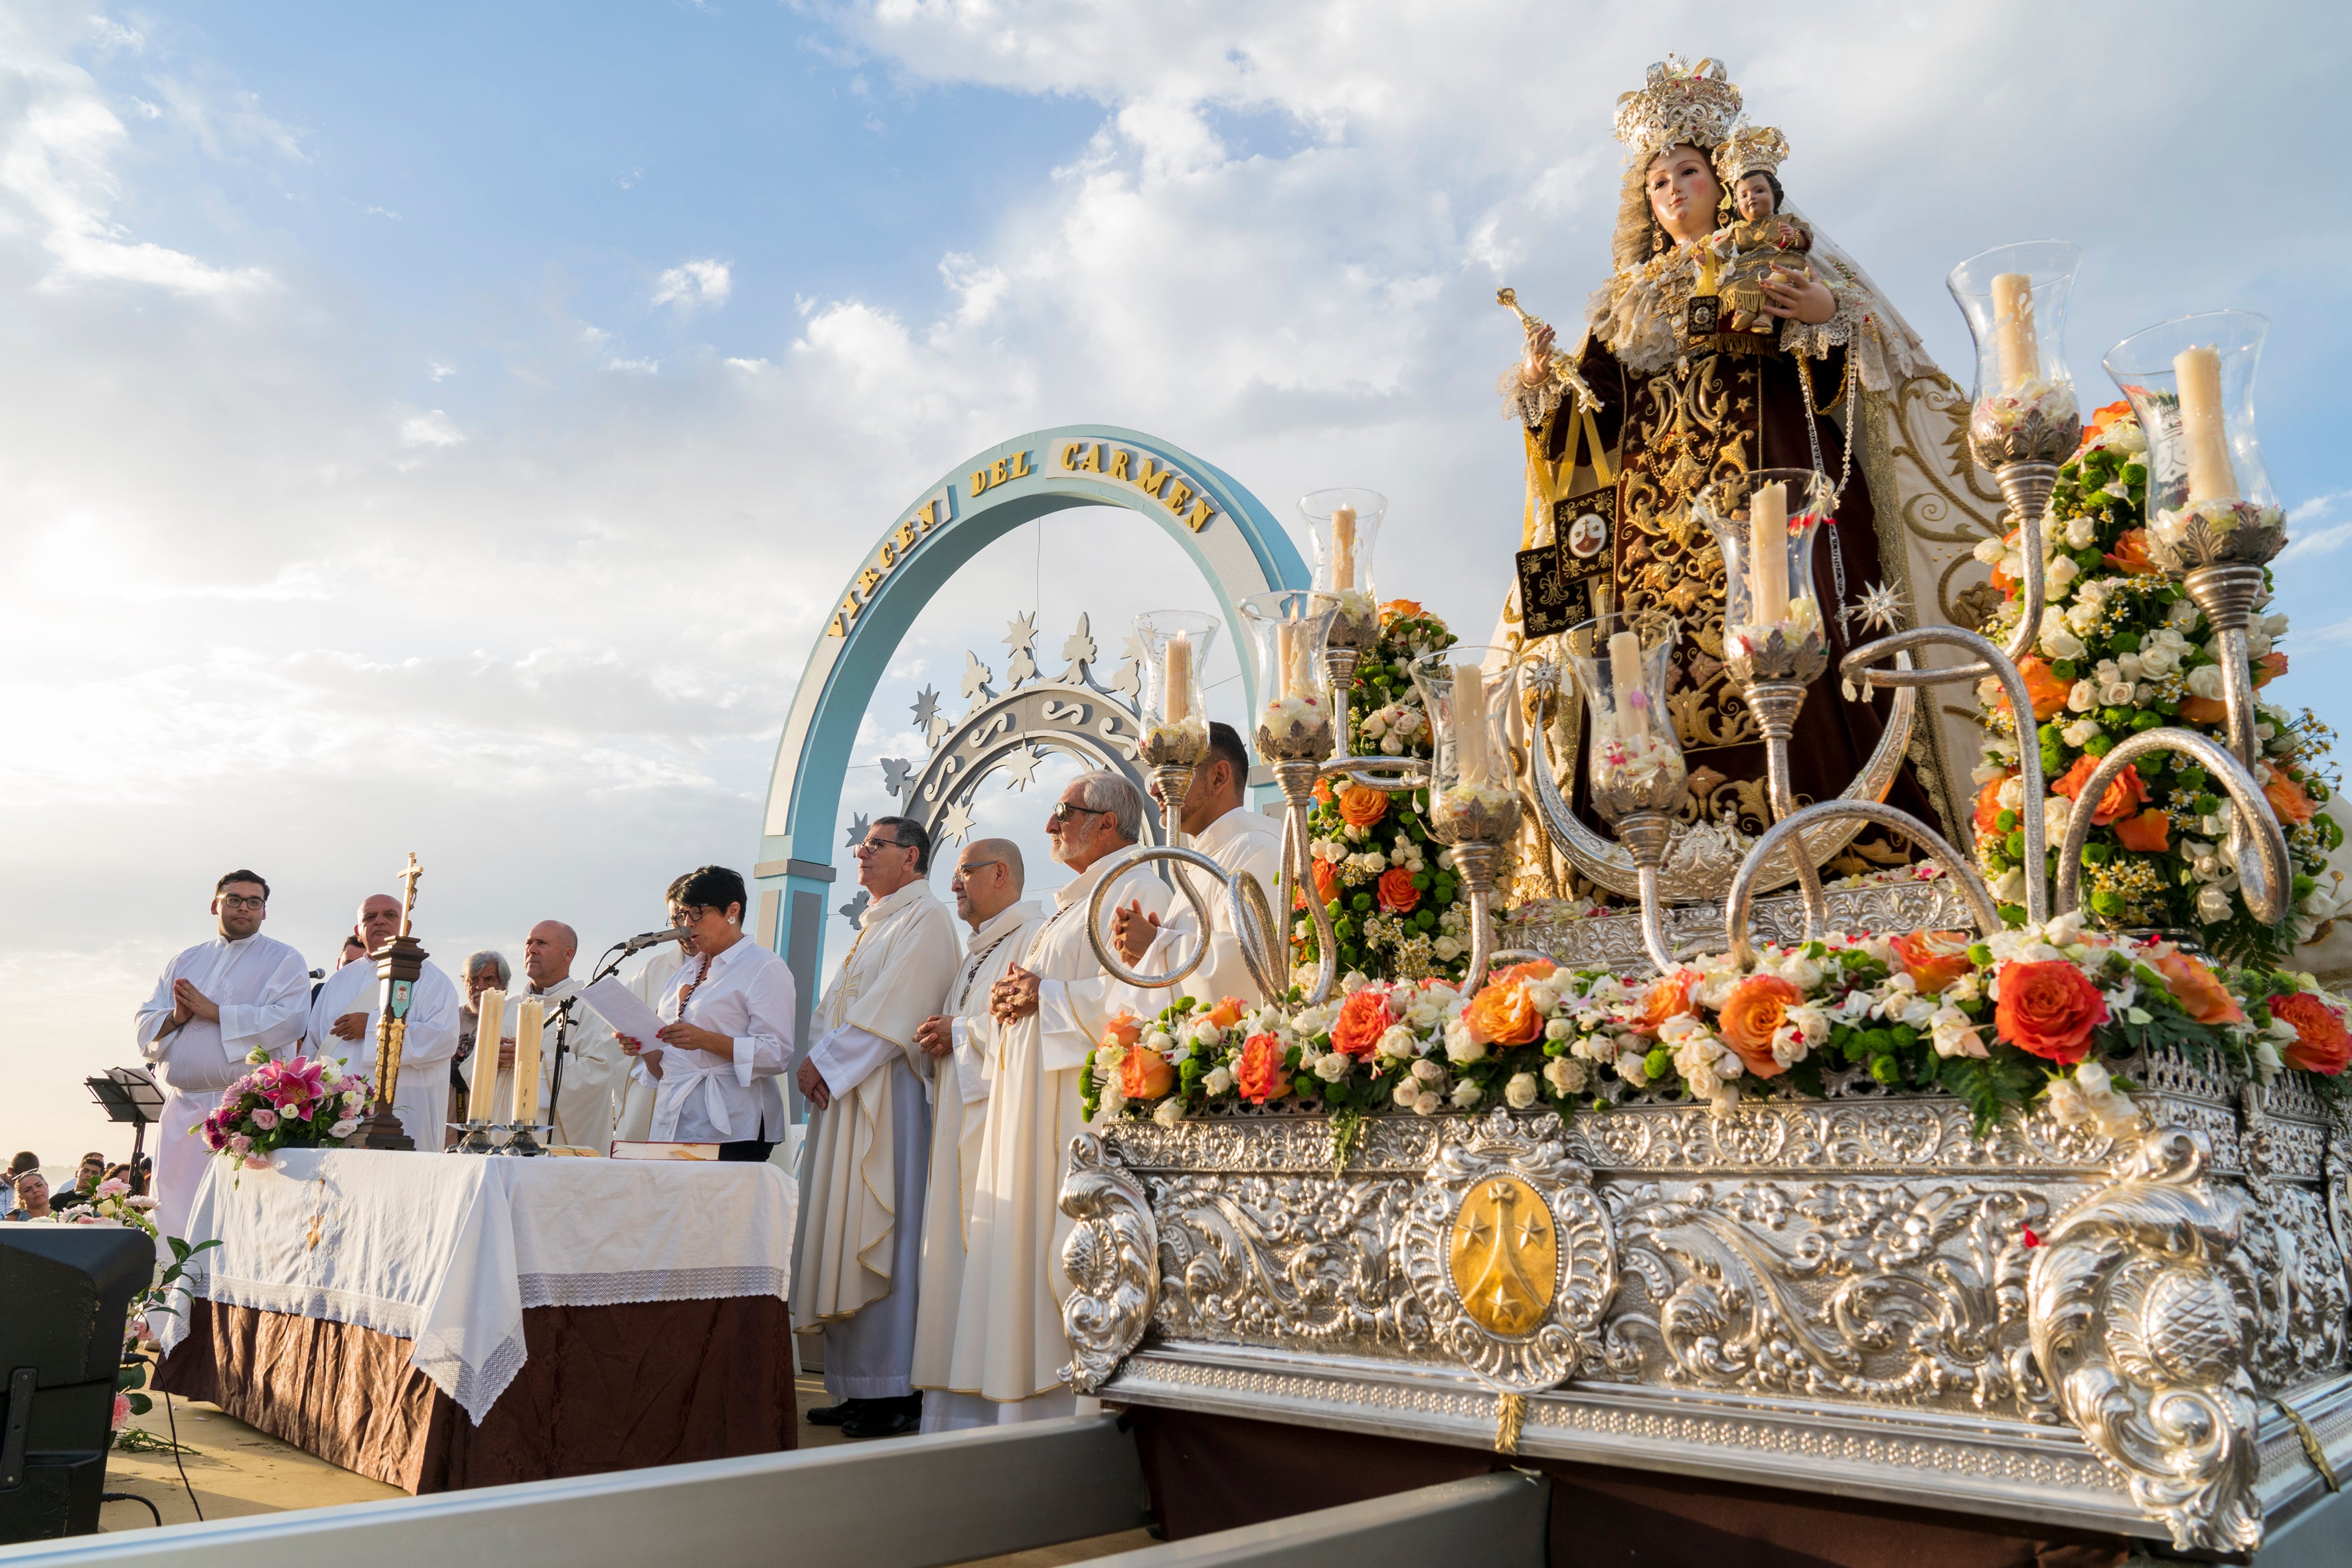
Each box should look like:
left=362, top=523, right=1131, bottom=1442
left=1493, top=1391, right=1527, bottom=1455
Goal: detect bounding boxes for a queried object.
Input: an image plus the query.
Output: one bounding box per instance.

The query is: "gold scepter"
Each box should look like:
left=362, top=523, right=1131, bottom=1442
left=1497, top=287, right=1602, bottom=412
left=354, top=852, right=428, bottom=1151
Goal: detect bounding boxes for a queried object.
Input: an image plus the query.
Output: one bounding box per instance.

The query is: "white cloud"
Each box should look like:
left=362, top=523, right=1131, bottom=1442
left=605, top=356, right=661, bottom=374
left=398, top=409, right=465, bottom=447
left=651, top=258, right=732, bottom=312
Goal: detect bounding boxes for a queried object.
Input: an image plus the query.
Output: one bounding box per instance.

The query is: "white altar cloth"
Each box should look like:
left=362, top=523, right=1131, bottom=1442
left=157, top=1149, right=796, bottom=1425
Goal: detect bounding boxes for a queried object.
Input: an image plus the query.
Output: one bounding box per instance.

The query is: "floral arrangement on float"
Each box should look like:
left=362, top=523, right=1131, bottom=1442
left=1968, top=401, right=2339, bottom=964
left=199, top=1048, right=370, bottom=1169
left=1085, top=913, right=2350, bottom=1148
left=1291, top=599, right=1493, bottom=986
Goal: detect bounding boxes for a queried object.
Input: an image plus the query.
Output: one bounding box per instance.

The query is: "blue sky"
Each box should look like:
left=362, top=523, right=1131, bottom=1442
left=5, top=0, right=2347, bottom=1159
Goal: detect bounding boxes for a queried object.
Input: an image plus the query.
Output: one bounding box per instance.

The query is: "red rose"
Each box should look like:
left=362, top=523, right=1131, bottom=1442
left=1376, top=867, right=1421, bottom=913
left=2273, top=992, right=2352, bottom=1075
left=1330, top=989, right=1393, bottom=1061
left=1994, top=960, right=2110, bottom=1064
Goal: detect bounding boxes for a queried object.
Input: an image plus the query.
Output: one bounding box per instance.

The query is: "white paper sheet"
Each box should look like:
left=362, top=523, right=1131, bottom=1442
left=579, top=975, right=668, bottom=1047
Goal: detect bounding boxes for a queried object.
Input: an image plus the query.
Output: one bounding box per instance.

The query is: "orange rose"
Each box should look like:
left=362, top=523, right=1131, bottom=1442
left=2151, top=949, right=2244, bottom=1028
left=1377, top=866, right=1421, bottom=913
left=1119, top=1046, right=1174, bottom=1100
left=1379, top=598, right=1425, bottom=625
left=1717, top=975, right=1802, bottom=1078
left=1336, top=784, right=1388, bottom=828
left=2254, top=651, right=2288, bottom=688
left=1462, top=982, right=1543, bottom=1047
left=1999, top=656, right=2072, bottom=724
left=1330, top=988, right=1394, bottom=1061
left=2112, top=808, right=2171, bottom=853
left=2052, top=755, right=2146, bottom=827
left=2178, top=695, right=2227, bottom=725
left=2101, top=528, right=2156, bottom=575
left=2083, top=400, right=2131, bottom=444
left=1311, top=857, right=1340, bottom=907
left=1100, top=1012, right=1144, bottom=1052
left=1312, top=779, right=1334, bottom=806
left=1641, top=970, right=1696, bottom=1032
left=1975, top=774, right=2011, bottom=838
left=1891, top=930, right=1974, bottom=994
left=1994, top=959, right=2108, bottom=1064
left=1204, top=996, right=1247, bottom=1030
left=2266, top=770, right=2319, bottom=828
left=1235, top=1031, right=1293, bottom=1103
left=1488, top=959, right=1557, bottom=987
left=2272, top=992, right=2352, bottom=1075
left=1988, top=529, right=2019, bottom=595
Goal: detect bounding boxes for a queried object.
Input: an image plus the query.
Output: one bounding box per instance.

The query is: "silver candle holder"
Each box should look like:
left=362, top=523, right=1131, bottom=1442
left=1560, top=614, right=1688, bottom=971
left=1407, top=646, right=1523, bottom=995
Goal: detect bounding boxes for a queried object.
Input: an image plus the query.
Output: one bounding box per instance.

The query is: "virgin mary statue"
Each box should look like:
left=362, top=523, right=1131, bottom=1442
left=1501, top=55, right=2003, bottom=902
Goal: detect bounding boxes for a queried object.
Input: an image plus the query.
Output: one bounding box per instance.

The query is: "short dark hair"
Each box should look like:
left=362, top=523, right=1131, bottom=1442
left=870, top=815, right=931, bottom=874
left=1735, top=167, right=1785, bottom=212
left=216, top=868, right=270, bottom=899
left=1204, top=722, right=1250, bottom=795
left=673, top=865, right=749, bottom=921
left=8, top=1152, right=37, bottom=1176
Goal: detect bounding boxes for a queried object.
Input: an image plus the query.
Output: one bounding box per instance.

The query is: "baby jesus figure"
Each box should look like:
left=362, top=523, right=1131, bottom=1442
left=1715, top=170, right=1812, bottom=335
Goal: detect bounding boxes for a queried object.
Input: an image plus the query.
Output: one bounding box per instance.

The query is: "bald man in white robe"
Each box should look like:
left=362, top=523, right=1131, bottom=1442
left=305, top=894, right=463, bottom=1146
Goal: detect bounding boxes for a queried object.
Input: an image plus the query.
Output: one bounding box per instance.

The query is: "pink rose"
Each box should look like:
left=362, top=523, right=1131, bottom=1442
left=95, top=1178, right=128, bottom=1198
left=228, top=1133, right=253, bottom=1155
left=112, top=1392, right=131, bottom=1431
left=252, top=1107, right=279, bottom=1130
left=244, top=1154, right=270, bottom=1170
left=329, top=1118, right=360, bottom=1138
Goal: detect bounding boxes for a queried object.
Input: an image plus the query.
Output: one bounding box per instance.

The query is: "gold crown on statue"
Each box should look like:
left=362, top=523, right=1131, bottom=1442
left=1712, top=122, right=1789, bottom=187
left=1612, top=54, right=1743, bottom=163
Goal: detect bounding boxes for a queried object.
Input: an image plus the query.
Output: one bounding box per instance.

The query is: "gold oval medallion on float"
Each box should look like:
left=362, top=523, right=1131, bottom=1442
left=1449, top=1175, right=1557, bottom=1337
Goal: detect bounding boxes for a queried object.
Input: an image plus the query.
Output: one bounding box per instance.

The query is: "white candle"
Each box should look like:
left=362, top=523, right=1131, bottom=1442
left=1991, top=272, right=2040, bottom=393
left=2174, top=344, right=2238, bottom=505
left=1164, top=633, right=1192, bottom=724
left=1607, top=629, right=1644, bottom=740
left=1277, top=615, right=1309, bottom=700
left=1332, top=505, right=1358, bottom=591
left=512, top=998, right=546, bottom=1126
left=1452, top=663, right=1489, bottom=789
left=467, top=987, right=503, bottom=1124
left=1749, top=481, right=1790, bottom=627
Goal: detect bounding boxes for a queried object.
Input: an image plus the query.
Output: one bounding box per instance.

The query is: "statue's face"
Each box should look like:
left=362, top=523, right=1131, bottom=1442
left=1566, top=512, right=1607, bottom=560
left=1645, top=145, right=1721, bottom=244
left=1735, top=174, right=1776, bottom=222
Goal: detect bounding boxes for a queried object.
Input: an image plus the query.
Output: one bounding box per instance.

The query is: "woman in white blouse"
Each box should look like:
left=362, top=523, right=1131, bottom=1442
left=615, top=866, right=795, bottom=1161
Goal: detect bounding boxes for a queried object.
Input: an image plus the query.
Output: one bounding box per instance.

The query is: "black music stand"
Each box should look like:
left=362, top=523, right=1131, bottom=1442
left=82, top=1068, right=165, bottom=1182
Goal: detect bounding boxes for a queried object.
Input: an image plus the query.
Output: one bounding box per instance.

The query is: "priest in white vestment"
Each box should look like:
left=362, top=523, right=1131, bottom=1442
left=1114, top=722, right=1283, bottom=1008
left=911, top=839, right=1047, bottom=1433
left=306, top=894, right=463, bottom=1148
left=485, top=920, right=623, bottom=1150
left=134, top=870, right=312, bottom=1241
left=792, top=816, right=960, bottom=1440
left=944, top=771, right=1169, bottom=1425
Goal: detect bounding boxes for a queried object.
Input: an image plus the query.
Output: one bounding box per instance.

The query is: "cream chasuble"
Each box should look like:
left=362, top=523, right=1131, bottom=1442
left=790, top=881, right=960, bottom=1331
left=911, top=898, right=1046, bottom=1402
left=941, top=854, right=1168, bottom=1407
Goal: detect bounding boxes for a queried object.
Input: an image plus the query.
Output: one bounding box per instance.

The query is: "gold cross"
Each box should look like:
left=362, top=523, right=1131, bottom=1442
left=396, top=852, right=423, bottom=937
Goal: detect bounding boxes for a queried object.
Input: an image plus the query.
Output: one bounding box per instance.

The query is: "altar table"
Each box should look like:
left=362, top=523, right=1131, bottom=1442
left=154, top=1149, right=799, bottom=1493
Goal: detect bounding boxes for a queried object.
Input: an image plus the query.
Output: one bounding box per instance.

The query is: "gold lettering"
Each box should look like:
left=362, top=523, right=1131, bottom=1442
left=917, top=499, right=943, bottom=532
left=970, top=469, right=991, bottom=493
left=1184, top=498, right=1215, bottom=533
left=857, top=567, right=884, bottom=597
left=1077, top=443, right=1102, bottom=474
left=990, top=458, right=1008, bottom=485
left=1133, top=457, right=1170, bottom=498
left=827, top=614, right=846, bottom=638
left=1009, top=449, right=1032, bottom=478
left=1107, top=448, right=1131, bottom=481
left=893, top=521, right=917, bottom=552
left=1059, top=441, right=1085, bottom=470
left=1162, top=479, right=1194, bottom=513
left=876, top=540, right=896, bottom=568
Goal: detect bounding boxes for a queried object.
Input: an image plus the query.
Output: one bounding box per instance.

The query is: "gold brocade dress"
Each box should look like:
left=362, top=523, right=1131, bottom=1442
left=1520, top=317, right=1942, bottom=873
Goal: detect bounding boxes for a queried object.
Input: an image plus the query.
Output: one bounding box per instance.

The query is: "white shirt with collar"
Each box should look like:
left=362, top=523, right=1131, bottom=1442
left=645, top=934, right=796, bottom=1143
left=135, top=933, right=313, bottom=1094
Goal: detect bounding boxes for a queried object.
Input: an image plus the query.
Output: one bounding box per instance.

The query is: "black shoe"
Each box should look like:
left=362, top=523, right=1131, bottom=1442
left=841, top=1396, right=921, bottom=1440
left=806, top=1399, right=862, bottom=1427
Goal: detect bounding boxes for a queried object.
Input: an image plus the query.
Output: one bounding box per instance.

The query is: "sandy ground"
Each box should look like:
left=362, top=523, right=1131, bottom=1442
left=97, top=1378, right=1153, bottom=1566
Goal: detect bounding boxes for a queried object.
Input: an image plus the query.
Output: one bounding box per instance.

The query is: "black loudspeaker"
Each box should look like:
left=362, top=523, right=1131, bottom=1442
left=0, top=1225, right=155, bottom=1543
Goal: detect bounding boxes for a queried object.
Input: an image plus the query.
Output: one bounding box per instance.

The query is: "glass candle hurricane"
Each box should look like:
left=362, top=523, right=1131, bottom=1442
left=2104, top=311, right=2285, bottom=572
left=1238, top=590, right=1340, bottom=761
left=1407, top=645, right=1524, bottom=844
left=1299, top=488, right=1387, bottom=654
left=1135, top=609, right=1219, bottom=765
left=1563, top=615, right=1688, bottom=821
left=1949, top=240, right=2084, bottom=469
left=1693, top=467, right=1836, bottom=685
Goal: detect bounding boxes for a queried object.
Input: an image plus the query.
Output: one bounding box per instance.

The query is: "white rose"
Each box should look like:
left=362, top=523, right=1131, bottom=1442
left=1450, top=1079, right=1483, bottom=1109
left=2059, top=719, right=2100, bottom=749
left=1543, top=1017, right=1571, bottom=1042
left=1543, top=1056, right=1588, bottom=1095
left=1152, top=1098, right=1186, bottom=1128
left=2197, top=885, right=2233, bottom=922
left=2067, top=600, right=2102, bottom=635
left=2186, top=663, right=2224, bottom=700
left=1375, top=1024, right=1418, bottom=1059
left=1998, top=777, right=2025, bottom=810
left=1203, top=1065, right=1235, bottom=1096
left=1433, top=937, right=1462, bottom=961
left=2043, top=795, right=2074, bottom=838
left=1188, top=1018, right=1223, bottom=1048
left=2044, top=1077, right=2088, bottom=1129
left=2039, top=623, right=2086, bottom=661
left=2067, top=679, right=2098, bottom=712
left=1393, top=1081, right=1420, bottom=1108
left=1411, top=1057, right=1446, bottom=1085
left=2138, top=645, right=2176, bottom=677
left=1504, top=1072, right=1539, bottom=1109
left=1445, top=1020, right=1487, bottom=1062
left=2262, top=612, right=2290, bottom=636
left=1972, top=536, right=2004, bottom=565
left=2043, top=555, right=2079, bottom=592
left=1412, top=1090, right=1443, bottom=1115
left=2063, top=513, right=2099, bottom=548
left=1313, top=1052, right=1350, bottom=1082
left=1929, top=1004, right=1987, bottom=1058
left=1144, top=1030, right=1175, bottom=1054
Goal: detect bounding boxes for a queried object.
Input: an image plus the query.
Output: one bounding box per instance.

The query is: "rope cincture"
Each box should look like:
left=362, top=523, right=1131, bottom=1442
left=2276, top=1398, right=2342, bottom=1493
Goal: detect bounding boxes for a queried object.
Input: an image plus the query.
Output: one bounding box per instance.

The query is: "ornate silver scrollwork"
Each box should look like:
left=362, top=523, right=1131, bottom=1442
left=1391, top=1110, right=1617, bottom=1391
left=1058, top=1133, right=1160, bottom=1393
left=2027, top=1129, right=2264, bottom=1553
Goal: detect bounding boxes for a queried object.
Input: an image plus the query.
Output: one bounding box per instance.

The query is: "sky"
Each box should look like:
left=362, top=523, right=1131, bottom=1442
left=3, top=0, right=2346, bottom=1163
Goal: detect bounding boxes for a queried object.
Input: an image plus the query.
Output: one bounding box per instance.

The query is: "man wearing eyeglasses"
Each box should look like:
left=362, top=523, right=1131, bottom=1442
left=134, top=870, right=313, bottom=1242
left=1111, top=721, right=1281, bottom=1006
left=792, top=816, right=961, bottom=1440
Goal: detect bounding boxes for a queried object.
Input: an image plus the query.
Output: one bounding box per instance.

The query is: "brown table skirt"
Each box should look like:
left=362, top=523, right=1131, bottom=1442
left=156, top=1294, right=797, bottom=1494
left=1127, top=1405, right=2136, bottom=1568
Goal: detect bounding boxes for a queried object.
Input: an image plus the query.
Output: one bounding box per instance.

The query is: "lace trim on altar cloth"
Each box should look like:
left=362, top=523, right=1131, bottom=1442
left=414, top=1324, right=528, bottom=1428
left=516, top=1265, right=790, bottom=1308
left=178, top=1271, right=427, bottom=1346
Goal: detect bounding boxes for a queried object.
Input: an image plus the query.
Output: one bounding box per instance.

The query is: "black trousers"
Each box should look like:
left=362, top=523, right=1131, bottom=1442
left=718, top=1138, right=775, bottom=1163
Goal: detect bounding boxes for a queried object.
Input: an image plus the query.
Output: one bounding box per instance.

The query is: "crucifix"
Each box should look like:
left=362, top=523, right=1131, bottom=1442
left=396, top=851, right=424, bottom=939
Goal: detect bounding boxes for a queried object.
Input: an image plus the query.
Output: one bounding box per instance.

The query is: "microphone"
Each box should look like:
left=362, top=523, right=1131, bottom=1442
left=620, top=926, right=688, bottom=955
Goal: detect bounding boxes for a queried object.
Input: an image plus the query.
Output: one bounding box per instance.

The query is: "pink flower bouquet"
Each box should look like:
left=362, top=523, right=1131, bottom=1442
left=198, top=1052, right=373, bottom=1170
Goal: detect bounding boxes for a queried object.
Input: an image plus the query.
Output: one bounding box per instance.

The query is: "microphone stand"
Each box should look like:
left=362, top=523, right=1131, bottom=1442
left=542, top=993, right=578, bottom=1151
